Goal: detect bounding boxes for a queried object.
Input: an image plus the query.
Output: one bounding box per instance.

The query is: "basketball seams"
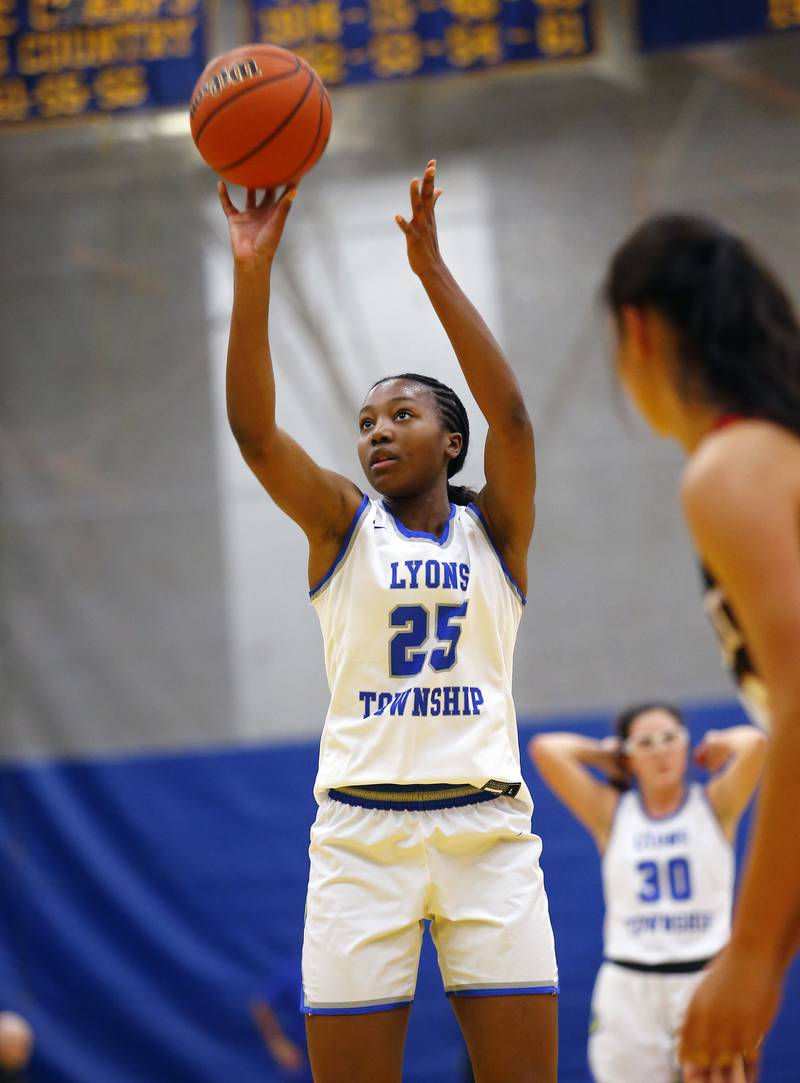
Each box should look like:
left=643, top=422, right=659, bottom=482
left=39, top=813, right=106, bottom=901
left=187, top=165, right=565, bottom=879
left=194, top=56, right=301, bottom=146
left=190, top=44, right=331, bottom=188
left=199, top=43, right=300, bottom=74
left=272, top=79, right=330, bottom=187
left=218, top=68, right=317, bottom=174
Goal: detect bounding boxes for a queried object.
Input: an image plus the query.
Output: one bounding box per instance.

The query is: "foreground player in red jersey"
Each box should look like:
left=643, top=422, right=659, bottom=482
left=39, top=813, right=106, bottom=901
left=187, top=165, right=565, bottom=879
left=604, top=213, right=800, bottom=1081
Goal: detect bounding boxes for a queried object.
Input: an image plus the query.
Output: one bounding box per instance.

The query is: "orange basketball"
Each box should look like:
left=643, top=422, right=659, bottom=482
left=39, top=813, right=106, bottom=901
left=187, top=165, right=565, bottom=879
left=189, top=43, right=332, bottom=189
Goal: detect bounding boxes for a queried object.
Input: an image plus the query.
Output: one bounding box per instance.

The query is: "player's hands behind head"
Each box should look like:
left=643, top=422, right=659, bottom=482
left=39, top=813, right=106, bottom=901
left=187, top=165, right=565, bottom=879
left=599, top=736, right=633, bottom=788
left=693, top=730, right=733, bottom=773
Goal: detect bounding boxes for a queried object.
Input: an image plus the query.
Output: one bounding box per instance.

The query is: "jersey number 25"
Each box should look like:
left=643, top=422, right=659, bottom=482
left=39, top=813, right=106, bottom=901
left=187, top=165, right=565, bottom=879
left=389, top=603, right=469, bottom=676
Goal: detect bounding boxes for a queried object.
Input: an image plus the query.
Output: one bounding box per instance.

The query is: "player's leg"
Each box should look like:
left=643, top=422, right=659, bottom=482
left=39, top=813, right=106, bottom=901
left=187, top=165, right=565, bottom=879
left=428, top=794, right=559, bottom=1083
left=451, top=991, right=557, bottom=1083
left=301, top=797, right=425, bottom=1082
left=588, top=964, right=673, bottom=1083
left=305, top=1006, right=411, bottom=1083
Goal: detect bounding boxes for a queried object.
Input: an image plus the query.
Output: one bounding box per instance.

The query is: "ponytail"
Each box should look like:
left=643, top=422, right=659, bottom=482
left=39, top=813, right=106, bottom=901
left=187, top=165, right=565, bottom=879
left=604, top=214, right=800, bottom=435
left=447, top=482, right=480, bottom=506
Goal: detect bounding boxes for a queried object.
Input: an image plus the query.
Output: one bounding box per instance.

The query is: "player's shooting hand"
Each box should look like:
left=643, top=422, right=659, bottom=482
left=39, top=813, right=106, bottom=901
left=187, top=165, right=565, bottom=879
left=693, top=730, right=732, bottom=773
left=396, top=159, right=444, bottom=277
left=680, top=946, right=780, bottom=1083
left=218, top=182, right=297, bottom=266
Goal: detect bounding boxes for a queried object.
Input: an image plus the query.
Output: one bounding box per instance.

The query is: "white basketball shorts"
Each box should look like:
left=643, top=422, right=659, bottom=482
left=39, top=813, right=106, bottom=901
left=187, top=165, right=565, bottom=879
left=588, top=961, right=705, bottom=1083
left=301, top=791, right=558, bottom=1014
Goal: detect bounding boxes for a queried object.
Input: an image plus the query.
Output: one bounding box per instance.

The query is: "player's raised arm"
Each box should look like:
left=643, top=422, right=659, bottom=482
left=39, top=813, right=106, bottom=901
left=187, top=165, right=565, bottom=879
left=218, top=182, right=363, bottom=563
left=528, top=733, right=623, bottom=851
left=396, top=160, right=535, bottom=593
left=696, top=725, right=767, bottom=842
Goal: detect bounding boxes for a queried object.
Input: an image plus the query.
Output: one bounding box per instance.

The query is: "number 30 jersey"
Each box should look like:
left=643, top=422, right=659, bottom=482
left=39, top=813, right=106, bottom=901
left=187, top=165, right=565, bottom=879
left=601, top=784, right=734, bottom=964
left=309, top=495, right=529, bottom=806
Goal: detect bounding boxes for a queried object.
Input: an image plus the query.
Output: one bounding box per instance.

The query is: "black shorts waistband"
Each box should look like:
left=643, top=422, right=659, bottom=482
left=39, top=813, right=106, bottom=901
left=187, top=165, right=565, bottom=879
left=605, top=956, right=714, bottom=975
left=327, top=780, right=520, bottom=811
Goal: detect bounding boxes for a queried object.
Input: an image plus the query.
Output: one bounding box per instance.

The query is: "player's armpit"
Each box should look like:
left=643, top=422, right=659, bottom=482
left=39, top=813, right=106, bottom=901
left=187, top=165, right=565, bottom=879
left=703, top=727, right=767, bottom=839
left=475, top=422, right=536, bottom=591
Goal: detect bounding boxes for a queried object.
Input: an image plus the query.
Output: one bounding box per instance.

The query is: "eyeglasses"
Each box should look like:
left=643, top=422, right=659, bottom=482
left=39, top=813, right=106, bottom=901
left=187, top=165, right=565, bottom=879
left=623, top=728, right=688, bottom=756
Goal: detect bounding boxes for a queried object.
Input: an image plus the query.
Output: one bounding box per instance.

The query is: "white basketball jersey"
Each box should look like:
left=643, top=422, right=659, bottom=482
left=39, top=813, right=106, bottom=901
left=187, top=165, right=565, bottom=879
left=602, top=784, right=734, bottom=964
left=310, top=496, right=530, bottom=806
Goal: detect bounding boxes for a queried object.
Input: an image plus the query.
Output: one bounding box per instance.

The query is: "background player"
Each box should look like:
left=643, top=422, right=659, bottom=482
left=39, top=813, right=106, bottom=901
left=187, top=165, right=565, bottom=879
left=250, top=952, right=313, bottom=1083
left=218, top=160, right=558, bottom=1082
left=0, top=1012, right=34, bottom=1083
left=604, top=213, right=800, bottom=1079
left=531, top=703, right=765, bottom=1082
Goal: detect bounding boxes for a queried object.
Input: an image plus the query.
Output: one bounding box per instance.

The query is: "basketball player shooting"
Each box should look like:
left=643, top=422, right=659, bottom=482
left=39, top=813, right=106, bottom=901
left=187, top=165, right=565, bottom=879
left=217, top=163, right=558, bottom=1083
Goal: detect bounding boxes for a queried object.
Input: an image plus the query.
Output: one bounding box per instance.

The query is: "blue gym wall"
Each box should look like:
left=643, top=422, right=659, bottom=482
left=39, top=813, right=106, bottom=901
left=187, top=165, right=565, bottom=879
left=1, top=704, right=797, bottom=1082
left=4, top=19, right=800, bottom=1083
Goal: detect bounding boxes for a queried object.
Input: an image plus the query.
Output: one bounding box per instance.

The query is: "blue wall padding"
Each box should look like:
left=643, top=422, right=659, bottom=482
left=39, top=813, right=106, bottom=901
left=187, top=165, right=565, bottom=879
left=638, top=1, right=791, bottom=51
left=0, top=702, right=798, bottom=1082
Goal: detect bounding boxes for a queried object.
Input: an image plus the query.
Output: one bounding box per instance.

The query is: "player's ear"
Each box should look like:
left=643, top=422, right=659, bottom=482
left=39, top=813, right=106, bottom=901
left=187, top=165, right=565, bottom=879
left=619, top=305, right=650, bottom=363
left=444, top=432, right=463, bottom=462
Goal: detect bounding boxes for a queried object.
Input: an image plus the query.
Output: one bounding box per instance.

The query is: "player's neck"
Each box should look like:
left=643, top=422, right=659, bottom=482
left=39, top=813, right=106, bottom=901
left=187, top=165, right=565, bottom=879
left=639, top=782, right=685, bottom=819
left=383, top=487, right=453, bottom=536
left=671, top=402, right=724, bottom=454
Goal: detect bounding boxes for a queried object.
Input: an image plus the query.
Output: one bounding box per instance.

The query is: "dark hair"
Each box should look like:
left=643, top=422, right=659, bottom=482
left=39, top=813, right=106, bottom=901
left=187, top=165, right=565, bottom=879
left=606, top=702, right=686, bottom=793
left=604, top=213, right=800, bottom=434
left=613, top=701, right=686, bottom=746
left=371, top=372, right=479, bottom=505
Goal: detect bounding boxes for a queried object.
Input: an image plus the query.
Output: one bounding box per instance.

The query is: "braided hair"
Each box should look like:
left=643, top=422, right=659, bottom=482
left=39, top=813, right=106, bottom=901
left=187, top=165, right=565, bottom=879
left=370, top=373, right=479, bottom=505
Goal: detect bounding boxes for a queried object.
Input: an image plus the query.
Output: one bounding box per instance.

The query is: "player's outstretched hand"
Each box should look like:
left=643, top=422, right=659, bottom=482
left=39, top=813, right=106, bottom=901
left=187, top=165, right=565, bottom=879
left=218, top=182, right=297, bottom=266
left=680, top=946, right=781, bottom=1083
left=396, top=159, right=444, bottom=277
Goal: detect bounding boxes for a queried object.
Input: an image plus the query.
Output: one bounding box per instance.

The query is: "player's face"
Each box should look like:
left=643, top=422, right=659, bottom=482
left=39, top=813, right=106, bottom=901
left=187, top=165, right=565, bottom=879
left=624, top=709, right=689, bottom=791
left=357, top=380, right=462, bottom=498
left=613, top=309, right=682, bottom=439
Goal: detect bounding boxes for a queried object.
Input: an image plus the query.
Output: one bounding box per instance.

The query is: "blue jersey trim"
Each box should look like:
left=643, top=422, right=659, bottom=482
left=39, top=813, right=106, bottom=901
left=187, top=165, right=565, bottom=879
left=447, top=985, right=559, bottom=998
left=636, top=785, right=690, bottom=823
left=328, top=786, right=498, bottom=811
left=382, top=500, right=456, bottom=544
left=466, top=503, right=526, bottom=606
left=301, top=999, right=413, bottom=1016
left=309, top=494, right=370, bottom=600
